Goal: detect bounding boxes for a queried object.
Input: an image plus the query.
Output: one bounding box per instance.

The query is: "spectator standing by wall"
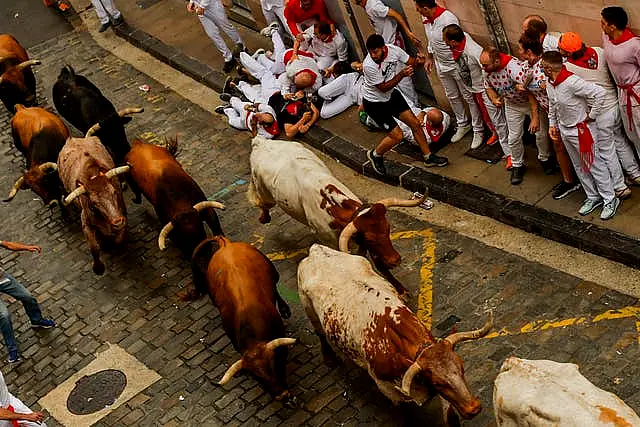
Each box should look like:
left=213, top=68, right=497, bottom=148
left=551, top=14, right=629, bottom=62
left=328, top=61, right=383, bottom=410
left=354, top=0, right=421, bottom=49
left=90, top=0, right=123, bottom=33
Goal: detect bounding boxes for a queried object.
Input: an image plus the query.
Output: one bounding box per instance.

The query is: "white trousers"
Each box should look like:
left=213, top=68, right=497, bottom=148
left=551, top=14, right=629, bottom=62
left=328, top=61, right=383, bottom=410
left=396, top=68, right=418, bottom=109
left=437, top=68, right=482, bottom=133
left=223, top=97, right=251, bottom=130
left=318, top=73, right=359, bottom=119
left=198, top=0, right=243, bottom=61
left=596, top=105, right=637, bottom=190
left=618, top=85, right=640, bottom=154
left=91, top=0, right=121, bottom=24
left=261, top=4, right=292, bottom=38
left=239, top=52, right=280, bottom=102
left=482, top=92, right=510, bottom=156
left=316, top=56, right=336, bottom=71
left=560, top=123, right=615, bottom=204
left=505, top=101, right=550, bottom=167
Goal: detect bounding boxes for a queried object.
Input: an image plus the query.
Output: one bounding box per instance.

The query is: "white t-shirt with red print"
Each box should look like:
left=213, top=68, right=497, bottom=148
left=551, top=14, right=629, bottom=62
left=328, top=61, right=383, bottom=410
left=484, top=53, right=530, bottom=106
left=524, top=60, right=549, bottom=111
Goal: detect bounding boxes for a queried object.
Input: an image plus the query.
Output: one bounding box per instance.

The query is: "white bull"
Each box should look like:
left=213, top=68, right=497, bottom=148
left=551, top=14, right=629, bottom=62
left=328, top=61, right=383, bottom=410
left=494, top=357, right=640, bottom=427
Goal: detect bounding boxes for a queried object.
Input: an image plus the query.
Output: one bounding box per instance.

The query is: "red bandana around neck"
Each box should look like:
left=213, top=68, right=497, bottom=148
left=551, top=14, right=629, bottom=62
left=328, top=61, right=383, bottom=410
left=568, top=47, right=598, bottom=70
left=283, top=49, right=315, bottom=64
left=496, top=53, right=512, bottom=72
left=424, top=121, right=443, bottom=142
left=451, top=36, right=466, bottom=61
left=423, top=6, right=446, bottom=25
left=610, top=28, right=638, bottom=45
left=551, top=66, right=574, bottom=87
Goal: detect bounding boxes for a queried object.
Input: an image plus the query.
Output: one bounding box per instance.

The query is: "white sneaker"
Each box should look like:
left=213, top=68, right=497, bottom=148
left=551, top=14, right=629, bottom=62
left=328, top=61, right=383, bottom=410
left=252, top=48, right=265, bottom=60
left=260, top=22, right=279, bottom=37
left=451, top=124, right=471, bottom=143
left=578, top=199, right=603, bottom=216
left=470, top=132, right=484, bottom=149
left=600, top=198, right=620, bottom=220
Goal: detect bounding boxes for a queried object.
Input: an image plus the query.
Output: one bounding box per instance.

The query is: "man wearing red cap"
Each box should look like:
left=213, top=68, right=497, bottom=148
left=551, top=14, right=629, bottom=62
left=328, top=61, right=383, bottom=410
left=559, top=31, right=640, bottom=198
left=601, top=6, right=640, bottom=154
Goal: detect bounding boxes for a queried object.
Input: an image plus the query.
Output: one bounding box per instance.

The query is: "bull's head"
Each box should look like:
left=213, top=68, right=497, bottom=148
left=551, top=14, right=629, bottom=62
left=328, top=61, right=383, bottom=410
left=339, top=192, right=430, bottom=269
left=401, top=312, right=493, bottom=420
left=0, top=59, right=40, bottom=110
left=85, top=107, right=144, bottom=164
left=4, top=162, right=62, bottom=206
left=218, top=338, right=297, bottom=400
left=158, top=201, right=225, bottom=256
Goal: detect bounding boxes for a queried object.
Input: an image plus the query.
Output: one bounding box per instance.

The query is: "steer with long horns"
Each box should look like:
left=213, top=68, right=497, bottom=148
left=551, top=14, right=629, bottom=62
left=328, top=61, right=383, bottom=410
left=248, top=136, right=426, bottom=294
left=123, top=138, right=224, bottom=258
left=52, top=65, right=142, bottom=165
left=58, top=137, right=129, bottom=275
left=298, top=244, right=492, bottom=424
left=0, top=34, right=40, bottom=112
left=4, top=105, right=69, bottom=206
left=191, top=236, right=296, bottom=400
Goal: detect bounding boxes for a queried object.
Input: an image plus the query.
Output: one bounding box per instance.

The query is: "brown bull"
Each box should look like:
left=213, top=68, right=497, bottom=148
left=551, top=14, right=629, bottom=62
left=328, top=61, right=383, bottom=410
left=124, top=139, right=224, bottom=258
left=0, top=34, right=40, bottom=112
left=191, top=236, right=296, bottom=400
left=58, top=137, right=129, bottom=275
left=4, top=105, right=69, bottom=205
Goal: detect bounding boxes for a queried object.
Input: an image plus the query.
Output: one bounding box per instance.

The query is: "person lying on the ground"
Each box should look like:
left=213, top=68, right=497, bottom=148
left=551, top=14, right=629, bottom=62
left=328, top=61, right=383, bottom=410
left=395, top=106, right=451, bottom=145
left=295, top=22, right=349, bottom=74
left=0, top=370, right=46, bottom=426
left=215, top=96, right=280, bottom=139
left=234, top=51, right=282, bottom=103
left=268, top=91, right=320, bottom=138
left=279, top=48, right=323, bottom=97
left=318, top=61, right=364, bottom=119
left=284, top=0, right=334, bottom=37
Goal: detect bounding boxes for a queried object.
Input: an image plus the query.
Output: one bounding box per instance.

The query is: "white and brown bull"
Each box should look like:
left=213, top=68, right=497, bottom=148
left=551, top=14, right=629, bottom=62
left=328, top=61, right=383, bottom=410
left=298, top=244, right=492, bottom=424
left=58, top=137, right=129, bottom=275
left=494, top=357, right=640, bottom=427
left=248, top=136, right=426, bottom=294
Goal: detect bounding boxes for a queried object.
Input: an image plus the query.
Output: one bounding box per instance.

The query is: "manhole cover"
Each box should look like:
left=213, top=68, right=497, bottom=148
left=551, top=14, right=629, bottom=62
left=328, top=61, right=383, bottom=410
left=66, top=369, right=127, bottom=415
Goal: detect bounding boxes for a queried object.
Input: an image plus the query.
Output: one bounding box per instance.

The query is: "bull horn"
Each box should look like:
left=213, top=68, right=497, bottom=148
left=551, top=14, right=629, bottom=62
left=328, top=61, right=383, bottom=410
left=16, top=59, right=41, bottom=70
left=401, top=361, right=422, bottom=395
left=117, top=107, right=144, bottom=117
left=3, top=176, right=25, bottom=202
left=265, top=337, right=297, bottom=352
left=38, top=162, right=58, bottom=172
left=157, top=222, right=174, bottom=251
left=338, top=221, right=358, bottom=253
left=63, top=185, right=87, bottom=205
left=193, top=201, right=226, bottom=212
left=377, top=190, right=428, bottom=209
left=105, top=165, right=131, bottom=179
left=218, top=359, right=244, bottom=385
left=444, top=311, right=494, bottom=346
left=85, top=123, right=101, bottom=137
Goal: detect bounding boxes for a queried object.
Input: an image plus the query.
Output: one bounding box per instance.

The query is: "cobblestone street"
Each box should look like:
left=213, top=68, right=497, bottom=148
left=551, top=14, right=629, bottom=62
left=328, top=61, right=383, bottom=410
left=0, top=27, right=639, bottom=426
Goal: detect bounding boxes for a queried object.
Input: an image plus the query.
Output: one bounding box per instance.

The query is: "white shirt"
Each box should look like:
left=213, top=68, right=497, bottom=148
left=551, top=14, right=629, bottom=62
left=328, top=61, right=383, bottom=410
left=422, top=9, right=459, bottom=74
left=250, top=104, right=279, bottom=139
left=484, top=55, right=530, bottom=105
left=260, top=0, right=283, bottom=11
left=455, top=33, right=484, bottom=93
left=280, top=54, right=323, bottom=95
left=564, top=47, right=619, bottom=112
left=301, top=26, right=349, bottom=63
left=0, top=371, right=41, bottom=427
left=365, top=0, right=398, bottom=45
left=397, top=107, right=451, bottom=143
left=362, top=44, right=410, bottom=102
left=547, top=73, right=606, bottom=129
left=542, top=32, right=561, bottom=53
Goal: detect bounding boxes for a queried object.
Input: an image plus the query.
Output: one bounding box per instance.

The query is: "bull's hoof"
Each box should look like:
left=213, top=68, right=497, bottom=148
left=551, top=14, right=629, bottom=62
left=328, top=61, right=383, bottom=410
left=258, top=210, right=271, bottom=224
left=92, top=261, right=105, bottom=276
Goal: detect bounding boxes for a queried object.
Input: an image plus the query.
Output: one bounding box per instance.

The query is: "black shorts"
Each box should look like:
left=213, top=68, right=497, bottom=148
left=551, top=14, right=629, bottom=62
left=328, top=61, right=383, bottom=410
left=363, top=89, right=410, bottom=131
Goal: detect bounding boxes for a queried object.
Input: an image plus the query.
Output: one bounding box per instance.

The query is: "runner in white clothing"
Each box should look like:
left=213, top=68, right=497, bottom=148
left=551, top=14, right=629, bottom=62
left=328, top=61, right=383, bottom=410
left=90, top=0, right=123, bottom=33
left=216, top=96, right=280, bottom=139
left=543, top=51, right=620, bottom=220
left=396, top=106, right=451, bottom=144
left=295, top=23, right=349, bottom=73
left=259, top=0, right=291, bottom=38
left=354, top=0, right=421, bottom=48
left=0, top=370, right=46, bottom=427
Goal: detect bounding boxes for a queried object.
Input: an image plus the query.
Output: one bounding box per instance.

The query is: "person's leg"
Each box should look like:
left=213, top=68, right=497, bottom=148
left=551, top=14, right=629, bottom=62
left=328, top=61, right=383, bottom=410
left=259, top=73, right=280, bottom=103
left=0, top=298, right=18, bottom=357
left=0, top=273, right=44, bottom=323
left=273, top=5, right=293, bottom=38
left=562, top=129, right=600, bottom=202
left=231, top=96, right=249, bottom=113
left=609, top=105, right=640, bottom=181
left=208, top=0, right=243, bottom=45
left=320, top=94, right=355, bottom=119
left=481, top=92, right=510, bottom=156
left=257, top=54, right=276, bottom=70
left=237, top=81, right=260, bottom=102
left=373, top=126, right=404, bottom=155
left=271, top=31, right=287, bottom=76
left=224, top=108, right=246, bottom=130
left=100, top=0, right=122, bottom=19
left=397, top=108, right=430, bottom=156
left=619, top=89, right=640, bottom=153
left=535, top=110, right=551, bottom=162
left=396, top=76, right=419, bottom=109
left=505, top=102, right=527, bottom=167
left=437, top=69, right=470, bottom=129
left=457, top=80, right=483, bottom=136
left=597, top=106, right=628, bottom=192
left=239, top=52, right=269, bottom=81
left=318, top=74, right=349, bottom=100
left=589, top=137, right=617, bottom=205
left=198, top=13, right=233, bottom=62
left=90, top=0, right=111, bottom=24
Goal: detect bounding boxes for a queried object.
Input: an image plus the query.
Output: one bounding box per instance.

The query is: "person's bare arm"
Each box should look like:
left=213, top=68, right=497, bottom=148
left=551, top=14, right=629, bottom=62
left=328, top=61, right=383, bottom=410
left=0, top=241, right=41, bottom=253
left=486, top=87, right=503, bottom=107
left=386, top=9, right=422, bottom=47
left=299, top=103, right=320, bottom=133
left=526, top=93, right=540, bottom=133
left=0, top=408, right=45, bottom=422
left=284, top=112, right=313, bottom=138
left=375, top=66, right=413, bottom=93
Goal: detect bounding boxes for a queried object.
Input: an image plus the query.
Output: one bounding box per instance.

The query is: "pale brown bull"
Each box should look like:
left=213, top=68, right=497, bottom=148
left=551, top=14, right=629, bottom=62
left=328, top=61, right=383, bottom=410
left=58, top=137, right=129, bottom=275
left=4, top=105, right=69, bottom=205
left=191, top=236, right=296, bottom=400
left=0, top=34, right=40, bottom=112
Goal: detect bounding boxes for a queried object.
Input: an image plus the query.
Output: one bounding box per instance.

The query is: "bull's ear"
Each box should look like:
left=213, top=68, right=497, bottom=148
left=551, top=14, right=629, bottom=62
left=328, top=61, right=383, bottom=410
left=121, top=116, right=133, bottom=125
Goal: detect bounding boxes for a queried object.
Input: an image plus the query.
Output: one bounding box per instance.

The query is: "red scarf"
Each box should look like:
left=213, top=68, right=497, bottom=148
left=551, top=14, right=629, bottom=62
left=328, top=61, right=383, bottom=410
left=576, top=121, right=595, bottom=172
left=263, top=120, right=280, bottom=136
left=610, top=28, right=637, bottom=45
left=496, top=53, right=511, bottom=72
left=451, top=36, right=466, bottom=61
left=283, top=49, right=315, bottom=64
left=568, top=47, right=598, bottom=70
left=424, top=121, right=443, bottom=142
left=551, top=66, right=574, bottom=87
left=423, top=6, right=446, bottom=25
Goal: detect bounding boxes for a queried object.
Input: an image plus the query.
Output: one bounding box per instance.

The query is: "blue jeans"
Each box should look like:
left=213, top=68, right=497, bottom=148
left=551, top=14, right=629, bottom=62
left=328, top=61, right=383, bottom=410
left=0, top=271, right=43, bottom=354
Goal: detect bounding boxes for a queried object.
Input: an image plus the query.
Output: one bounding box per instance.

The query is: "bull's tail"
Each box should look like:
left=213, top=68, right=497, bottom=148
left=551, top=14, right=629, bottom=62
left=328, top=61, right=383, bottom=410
left=189, top=236, right=228, bottom=301
left=163, top=135, right=179, bottom=158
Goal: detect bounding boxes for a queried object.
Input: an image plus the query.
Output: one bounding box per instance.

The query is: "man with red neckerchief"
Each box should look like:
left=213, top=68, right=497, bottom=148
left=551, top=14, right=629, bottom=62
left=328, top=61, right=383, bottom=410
left=601, top=6, right=640, bottom=153
left=542, top=51, right=620, bottom=221
left=559, top=31, right=640, bottom=199
left=0, top=370, right=46, bottom=426
left=481, top=47, right=551, bottom=185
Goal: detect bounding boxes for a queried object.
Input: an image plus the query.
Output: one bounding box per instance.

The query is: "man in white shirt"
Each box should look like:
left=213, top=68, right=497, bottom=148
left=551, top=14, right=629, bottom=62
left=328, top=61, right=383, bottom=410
left=417, top=0, right=474, bottom=143
left=522, top=15, right=561, bottom=53
left=295, top=22, right=349, bottom=73
left=363, top=34, right=448, bottom=175
left=559, top=31, right=640, bottom=198
left=543, top=51, right=620, bottom=220
left=259, top=0, right=291, bottom=39
left=396, top=106, right=451, bottom=145
left=318, top=62, right=365, bottom=118
left=216, top=96, right=280, bottom=139
left=0, top=370, right=46, bottom=426
left=354, top=0, right=421, bottom=48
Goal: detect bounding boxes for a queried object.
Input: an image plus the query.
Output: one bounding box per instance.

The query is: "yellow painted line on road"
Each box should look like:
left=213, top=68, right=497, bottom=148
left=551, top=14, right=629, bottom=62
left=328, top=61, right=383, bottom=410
left=267, top=248, right=309, bottom=262
left=636, top=321, right=640, bottom=345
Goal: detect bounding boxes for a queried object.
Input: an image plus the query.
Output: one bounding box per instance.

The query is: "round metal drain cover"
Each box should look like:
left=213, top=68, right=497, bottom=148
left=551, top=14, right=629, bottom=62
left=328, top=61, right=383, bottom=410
left=66, top=369, right=127, bottom=415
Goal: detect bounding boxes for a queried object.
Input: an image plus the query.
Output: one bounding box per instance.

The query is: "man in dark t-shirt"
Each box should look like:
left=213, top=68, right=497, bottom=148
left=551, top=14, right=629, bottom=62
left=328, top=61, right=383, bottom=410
left=268, top=91, right=320, bottom=138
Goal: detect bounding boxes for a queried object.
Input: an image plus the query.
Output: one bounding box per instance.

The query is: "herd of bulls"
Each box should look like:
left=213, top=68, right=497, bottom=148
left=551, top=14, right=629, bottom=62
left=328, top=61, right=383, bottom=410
left=0, top=33, right=492, bottom=424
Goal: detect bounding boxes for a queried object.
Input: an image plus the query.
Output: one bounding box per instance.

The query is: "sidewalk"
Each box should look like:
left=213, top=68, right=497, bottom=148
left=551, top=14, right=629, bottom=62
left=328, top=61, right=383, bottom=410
left=73, top=0, right=640, bottom=268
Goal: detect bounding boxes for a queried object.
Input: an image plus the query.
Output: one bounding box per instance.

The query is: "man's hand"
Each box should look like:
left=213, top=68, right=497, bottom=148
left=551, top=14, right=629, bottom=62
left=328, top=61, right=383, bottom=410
left=350, top=62, right=362, bottom=72
left=186, top=1, right=195, bottom=12
left=515, top=83, right=526, bottom=93
left=490, top=96, right=504, bottom=108
left=22, top=412, right=45, bottom=423
left=295, top=33, right=305, bottom=43
left=425, top=57, right=434, bottom=74
left=407, top=32, right=423, bottom=48
left=549, top=126, right=560, bottom=140
left=301, top=111, right=312, bottom=122
left=414, top=52, right=426, bottom=66
left=195, top=5, right=204, bottom=15
left=401, top=66, right=414, bottom=78
left=529, top=115, right=540, bottom=134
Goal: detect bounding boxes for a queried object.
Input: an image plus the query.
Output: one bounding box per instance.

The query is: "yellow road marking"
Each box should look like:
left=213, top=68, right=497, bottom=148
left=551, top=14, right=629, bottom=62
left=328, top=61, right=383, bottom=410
left=266, top=248, right=309, bottom=262
left=636, top=321, right=640, bottom=346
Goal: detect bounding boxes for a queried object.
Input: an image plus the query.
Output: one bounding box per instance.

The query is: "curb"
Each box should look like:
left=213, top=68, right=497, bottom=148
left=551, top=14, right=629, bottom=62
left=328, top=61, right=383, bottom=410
left=111, top=23, right=640, bottom=270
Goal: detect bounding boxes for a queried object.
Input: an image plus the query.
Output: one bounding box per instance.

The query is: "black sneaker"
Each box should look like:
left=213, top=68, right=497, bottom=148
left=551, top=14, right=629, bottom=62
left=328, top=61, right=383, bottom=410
left=223, top=58, right=237, bottom=73
left=214, top=104, right=230, bottom=114
left=367, top=150, right=386, bottom=175
left=31, top=318, right=56, bottom=329
left=219, top=93, right=232, bottom=102
left=552, top=181, right=581, bottom=199
left=98, top=21, right=111, bottom=32
left=232, top=43, right=247, bottom=58
left=540, top=159, right=556, bottom=175
left=112, top=15, right=124, bottom=26
left=510, top=166, right=526, bottom=185
left=7, top=350, right=20, bottom=363
left=423, top=153, right=448, bottom=167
